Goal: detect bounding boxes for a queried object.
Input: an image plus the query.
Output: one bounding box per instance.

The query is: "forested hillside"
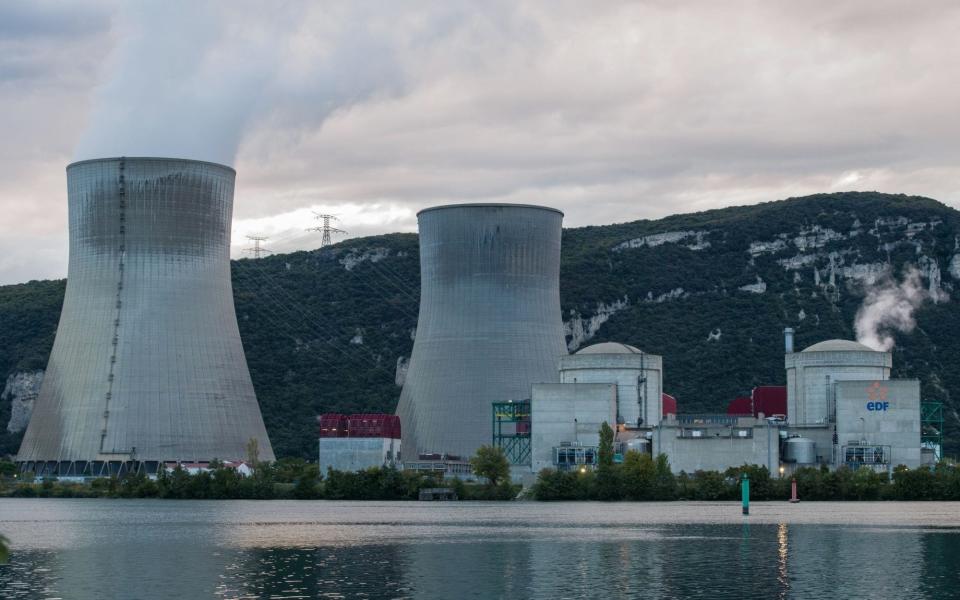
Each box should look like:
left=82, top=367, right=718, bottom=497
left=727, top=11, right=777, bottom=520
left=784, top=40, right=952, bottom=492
left=2, top=192, right=959, bottom=458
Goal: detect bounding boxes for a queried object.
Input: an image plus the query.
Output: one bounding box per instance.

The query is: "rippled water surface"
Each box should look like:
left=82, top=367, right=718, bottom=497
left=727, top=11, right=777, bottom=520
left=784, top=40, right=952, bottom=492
left=1, top=499, right=959, bottom=599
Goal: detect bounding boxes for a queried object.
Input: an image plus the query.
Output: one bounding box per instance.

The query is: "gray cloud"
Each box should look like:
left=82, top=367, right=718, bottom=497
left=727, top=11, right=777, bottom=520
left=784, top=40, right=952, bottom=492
left=0, top=2, right=111, bottom=40
left=2, top=1, right=960, bottom=284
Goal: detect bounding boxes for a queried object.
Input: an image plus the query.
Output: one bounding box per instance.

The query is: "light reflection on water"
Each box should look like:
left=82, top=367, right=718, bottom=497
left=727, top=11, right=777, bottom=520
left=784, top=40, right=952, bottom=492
left=1, top=500, right=959, bottom=599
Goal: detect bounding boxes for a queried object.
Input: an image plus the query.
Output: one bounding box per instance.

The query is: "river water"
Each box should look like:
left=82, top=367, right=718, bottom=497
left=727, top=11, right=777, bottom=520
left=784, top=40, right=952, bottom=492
left=1, top=499, right=959, bottom=599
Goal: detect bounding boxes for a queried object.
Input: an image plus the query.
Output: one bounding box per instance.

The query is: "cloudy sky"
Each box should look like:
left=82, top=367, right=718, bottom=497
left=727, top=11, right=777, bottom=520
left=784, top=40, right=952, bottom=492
left=2, top=1, right=959, bottom=284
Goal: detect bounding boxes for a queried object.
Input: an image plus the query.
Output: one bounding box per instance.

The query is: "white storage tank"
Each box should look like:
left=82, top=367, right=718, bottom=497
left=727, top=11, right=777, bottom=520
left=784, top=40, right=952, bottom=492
left=785, top=339, right=891, bottom=426
left=783, top=437, right=817, bottom=464
left=559, top=342, right=663, bottom=428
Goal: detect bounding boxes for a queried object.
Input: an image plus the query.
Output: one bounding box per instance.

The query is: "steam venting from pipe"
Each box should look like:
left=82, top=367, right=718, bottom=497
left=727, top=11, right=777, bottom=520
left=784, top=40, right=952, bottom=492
left=854, top=267, right=941, bottom=351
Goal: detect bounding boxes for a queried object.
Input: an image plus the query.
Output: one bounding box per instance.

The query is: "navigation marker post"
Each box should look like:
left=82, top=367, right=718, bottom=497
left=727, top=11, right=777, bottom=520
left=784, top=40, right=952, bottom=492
left=741, top=472, right=750, bottom=515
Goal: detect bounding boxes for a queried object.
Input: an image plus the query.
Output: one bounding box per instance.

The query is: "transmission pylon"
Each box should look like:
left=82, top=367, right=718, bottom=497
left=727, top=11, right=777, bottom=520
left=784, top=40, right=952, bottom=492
left=243, top=235, right=272, bottom=259
left=307, top=213, right=347, bottom=247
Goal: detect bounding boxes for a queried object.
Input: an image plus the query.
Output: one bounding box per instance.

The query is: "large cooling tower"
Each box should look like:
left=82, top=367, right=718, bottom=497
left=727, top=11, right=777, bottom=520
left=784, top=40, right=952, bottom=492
left=396, top=204, right=568, bottom=459
left=17, top=157, right=274, bottom=475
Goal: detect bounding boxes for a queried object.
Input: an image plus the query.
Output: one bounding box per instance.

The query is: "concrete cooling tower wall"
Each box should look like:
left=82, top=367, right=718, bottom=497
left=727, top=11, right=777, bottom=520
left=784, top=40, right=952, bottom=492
left=17, top=157, right=274, bottom=475
left=396, top=203, right=568, bottom=460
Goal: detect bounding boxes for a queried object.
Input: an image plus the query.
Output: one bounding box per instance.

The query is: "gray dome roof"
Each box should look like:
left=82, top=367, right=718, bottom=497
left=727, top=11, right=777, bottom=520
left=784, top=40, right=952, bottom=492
left=576, top=342, right=643, bottom=355
left=802, top=339, right=877, bottom=353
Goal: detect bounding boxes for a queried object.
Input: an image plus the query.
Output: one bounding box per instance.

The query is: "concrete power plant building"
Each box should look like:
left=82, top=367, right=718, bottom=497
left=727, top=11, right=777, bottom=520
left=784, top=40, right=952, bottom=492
left=785, top=339, right=892, bottom=426
left=782, top=338, right=920, bottom=472
left=396, top=204, right=568, bottom=459
left=17, top=157, right=274, bottom=476
left=558, top=342, right=663, bottom=427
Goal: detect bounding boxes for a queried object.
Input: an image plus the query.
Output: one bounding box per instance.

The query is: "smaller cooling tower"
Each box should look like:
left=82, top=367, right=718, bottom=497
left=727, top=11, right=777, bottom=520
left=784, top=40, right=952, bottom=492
left=17, top=157, right=274, bottom=476
left=396, top=204, right=568, bottom=459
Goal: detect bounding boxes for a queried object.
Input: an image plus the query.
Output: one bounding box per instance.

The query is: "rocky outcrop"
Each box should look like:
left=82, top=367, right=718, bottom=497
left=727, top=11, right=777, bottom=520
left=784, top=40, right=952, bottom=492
left=564, top=296, right=629, bottom=351
left=739, top=276, right=767, bottom=294
left=350, top=329, right=364, bottom=345
left=613, top=231, right=710, bottom=252
left=793, top=226, right=845, bottom=251
left=395, top=356, right=409, bottom=387
left=339, top=247, right=391, bottom=270
left=918, top=255, right=949, bottom=303
left=645, top=288, right=685, bottom=303
left=3, top=370, right=43, bottom=434
left=749, top=238, right=788, bottom=256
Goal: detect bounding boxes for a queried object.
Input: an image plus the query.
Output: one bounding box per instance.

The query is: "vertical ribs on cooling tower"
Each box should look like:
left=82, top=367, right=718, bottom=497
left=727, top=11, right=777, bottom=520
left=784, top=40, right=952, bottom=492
left=16, top=157, right=275, bottom=476
left=395, top=204, right=568, bottom=460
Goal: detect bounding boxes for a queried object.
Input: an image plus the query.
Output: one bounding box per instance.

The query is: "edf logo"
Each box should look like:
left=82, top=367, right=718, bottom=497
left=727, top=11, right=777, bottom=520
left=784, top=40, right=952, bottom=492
left=866, top=381, right=890, bottom=411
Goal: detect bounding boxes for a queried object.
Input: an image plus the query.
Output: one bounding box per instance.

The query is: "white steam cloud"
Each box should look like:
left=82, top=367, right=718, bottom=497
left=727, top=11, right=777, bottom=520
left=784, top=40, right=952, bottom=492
left=854, top=267, right=941, bottom=351
left=73, top=1, right=478, bottom=165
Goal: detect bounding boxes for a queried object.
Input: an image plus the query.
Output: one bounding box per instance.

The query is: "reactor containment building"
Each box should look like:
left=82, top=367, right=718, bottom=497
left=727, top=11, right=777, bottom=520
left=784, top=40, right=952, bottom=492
left=17, top=157, right=275, bottom=476
left=396, top=203, right=568, bottom=459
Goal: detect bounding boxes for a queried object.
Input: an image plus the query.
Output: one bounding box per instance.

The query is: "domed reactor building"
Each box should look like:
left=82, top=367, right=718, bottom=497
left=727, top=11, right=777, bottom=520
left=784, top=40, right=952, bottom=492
left=396, top=204, right=568, bottom=459
left=17, top=157, right=274, bottom=476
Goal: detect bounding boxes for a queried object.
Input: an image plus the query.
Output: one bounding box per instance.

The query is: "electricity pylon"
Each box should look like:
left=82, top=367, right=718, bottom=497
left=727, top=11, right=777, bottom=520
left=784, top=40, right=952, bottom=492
left=308, top=213, right=347, bottom=247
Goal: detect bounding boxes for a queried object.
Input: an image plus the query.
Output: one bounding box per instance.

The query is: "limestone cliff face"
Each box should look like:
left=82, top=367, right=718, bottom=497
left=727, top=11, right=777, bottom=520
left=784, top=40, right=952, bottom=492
left=3, top=370, right=43, bottom=434
left=563, top=297, right=629, bottom=351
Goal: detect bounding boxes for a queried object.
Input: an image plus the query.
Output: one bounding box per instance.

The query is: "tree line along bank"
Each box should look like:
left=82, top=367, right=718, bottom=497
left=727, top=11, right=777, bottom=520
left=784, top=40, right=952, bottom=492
left=2, top=449, right=959, bottom=502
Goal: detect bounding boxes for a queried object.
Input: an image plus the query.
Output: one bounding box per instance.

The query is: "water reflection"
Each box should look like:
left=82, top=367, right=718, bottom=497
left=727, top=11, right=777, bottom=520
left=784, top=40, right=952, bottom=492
left=0, top=500, right=958, bottom=599
left=215, top=545, right=407, bottom=599
left=777, top=523, right=789, bottom=599
left=787, top=524, right=923, bottom=598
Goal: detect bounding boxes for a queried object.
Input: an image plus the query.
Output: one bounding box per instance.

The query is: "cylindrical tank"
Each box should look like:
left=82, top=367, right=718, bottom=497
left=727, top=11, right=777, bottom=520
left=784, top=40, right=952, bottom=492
left=783, top=437, right=817, bottom=464
left=395, top=204, right=568, bottom=459
left=17, top=157, right=274, bottom=475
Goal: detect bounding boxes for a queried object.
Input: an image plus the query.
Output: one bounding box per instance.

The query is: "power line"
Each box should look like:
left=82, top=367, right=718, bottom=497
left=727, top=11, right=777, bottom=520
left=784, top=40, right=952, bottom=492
left=358, top=258, right=420, bottom=304
left=243, top=235, right=272, bottom=259
left=343, top=265, right=420, bottom=320
left=240, top=261, right=402, bottom=378
left=307, top=213, right=347, bottom=247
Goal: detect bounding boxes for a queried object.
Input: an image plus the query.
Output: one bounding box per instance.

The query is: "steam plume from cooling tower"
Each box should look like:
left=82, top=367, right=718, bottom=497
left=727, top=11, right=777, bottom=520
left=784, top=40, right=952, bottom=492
left=854, top=267, right=940, bottom=352
left=72, top=2, right=415, bottom=165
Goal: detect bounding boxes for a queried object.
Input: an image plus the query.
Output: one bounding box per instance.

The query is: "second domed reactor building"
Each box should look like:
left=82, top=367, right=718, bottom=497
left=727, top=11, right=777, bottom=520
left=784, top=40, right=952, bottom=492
left=396, top=204, right=568, bottom=459
left=17, top=157, right=274, bottom=475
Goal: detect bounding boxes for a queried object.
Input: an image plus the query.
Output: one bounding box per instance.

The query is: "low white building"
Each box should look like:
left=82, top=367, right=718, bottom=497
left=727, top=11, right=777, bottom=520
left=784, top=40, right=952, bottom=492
left=319, top=437, right=401, bottom=474
left=652, top=415, right=780, bottom=474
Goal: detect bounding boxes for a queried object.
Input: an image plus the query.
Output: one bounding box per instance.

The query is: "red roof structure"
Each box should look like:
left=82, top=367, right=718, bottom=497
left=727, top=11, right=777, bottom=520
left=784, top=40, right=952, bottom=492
left=753, top=386, right=787, bottom=417
left=726, top=386, right=787, bottom=418
left=317, top=413, right=401, bottom=439
left=662, top=393, right=677, bottom=416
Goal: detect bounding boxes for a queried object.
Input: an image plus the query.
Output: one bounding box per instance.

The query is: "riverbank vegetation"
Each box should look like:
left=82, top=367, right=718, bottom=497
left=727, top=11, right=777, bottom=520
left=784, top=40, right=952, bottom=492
left=0, top=458, right=518, bottom=501
left=532, top=452, right=960, bottom=501
left=3, top=452, right=958, bottom=502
